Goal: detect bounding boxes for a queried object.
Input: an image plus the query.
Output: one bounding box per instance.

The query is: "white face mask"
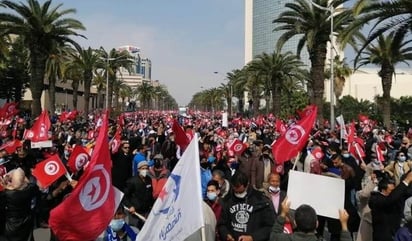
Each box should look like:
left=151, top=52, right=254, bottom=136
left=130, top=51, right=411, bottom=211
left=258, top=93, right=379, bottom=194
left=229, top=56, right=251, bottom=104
left=139, top=169, right=148, bottom=177
left=234, top=190, right=247, bottom=199
left=269, top=186, right=280, bottom=193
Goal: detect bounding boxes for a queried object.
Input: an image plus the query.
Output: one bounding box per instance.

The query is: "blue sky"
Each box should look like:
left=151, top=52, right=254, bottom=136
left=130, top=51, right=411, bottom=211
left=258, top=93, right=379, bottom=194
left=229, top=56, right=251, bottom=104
left=59, top=0, right=245, bottom=106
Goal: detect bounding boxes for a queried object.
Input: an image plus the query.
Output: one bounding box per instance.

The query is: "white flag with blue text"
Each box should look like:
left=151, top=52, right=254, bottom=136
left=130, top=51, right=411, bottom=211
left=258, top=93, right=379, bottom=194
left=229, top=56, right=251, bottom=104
left=136, top=135, right=204, bottom=241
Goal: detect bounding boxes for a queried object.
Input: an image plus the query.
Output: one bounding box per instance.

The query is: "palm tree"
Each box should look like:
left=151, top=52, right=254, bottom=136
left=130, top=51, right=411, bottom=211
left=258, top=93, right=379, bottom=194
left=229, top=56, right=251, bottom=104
left=243, top=69, right=264, bottom=116
left=98, top=47, right=133, bottom=110
left=118, top=83, right=132, bottom=111
left=325, top=56, right=353, bottom=104
left=71, top=47, right=100, bottom=116
left=65, top=64, right=83, bottom=109
left=346, top=0, right=412, bottom=54
left=273, top=0, right=353, bottom=121
left=44, top=44, right=73, bottom=114
left=227, top=69, right=246, bottom=115
left=136, top=82, right=154, bottom=110
left=356, top=30, right=412, bottom=128
left=0, top=0, right=85, bottom=117
left=248, top=51, right=307, bottom=116
left=92, top=69, right=106, bottom=109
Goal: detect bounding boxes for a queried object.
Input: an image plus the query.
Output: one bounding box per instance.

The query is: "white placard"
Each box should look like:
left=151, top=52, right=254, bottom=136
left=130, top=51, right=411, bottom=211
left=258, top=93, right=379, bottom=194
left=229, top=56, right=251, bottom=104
left=287, top=170, right=344, bottom=219
left=222, top=112, right=228, bottom=127
left=31, top=140, right=53, bottom=149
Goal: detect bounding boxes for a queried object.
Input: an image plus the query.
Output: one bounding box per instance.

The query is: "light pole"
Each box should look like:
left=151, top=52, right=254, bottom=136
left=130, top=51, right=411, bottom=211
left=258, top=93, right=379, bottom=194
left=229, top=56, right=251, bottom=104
left=309, top=0, right=335, bottom=130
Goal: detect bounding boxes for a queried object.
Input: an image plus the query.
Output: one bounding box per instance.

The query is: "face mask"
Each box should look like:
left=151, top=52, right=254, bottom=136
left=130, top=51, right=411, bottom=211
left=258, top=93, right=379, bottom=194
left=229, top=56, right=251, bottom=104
left=234, top=190, right=247, bottom=199
left=399, top=156, right=406, bottom=162
left=207, top=192, right=217, bottom=201
left=139, top=169, right=148, bottom=177
left=269, top=186, right=280, bottom=193
left=64, top=150, right=70, bottom=157
left=109, top=219, right=125, bottom=232
left=342, top=153, right=350, bottom=158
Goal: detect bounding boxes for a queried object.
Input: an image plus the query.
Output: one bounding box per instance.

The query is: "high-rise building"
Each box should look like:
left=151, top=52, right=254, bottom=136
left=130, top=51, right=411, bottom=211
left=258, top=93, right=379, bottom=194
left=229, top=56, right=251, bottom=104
left=117, top=45, right=152, bottom=81
left=244, top=0, right=310, bottom=67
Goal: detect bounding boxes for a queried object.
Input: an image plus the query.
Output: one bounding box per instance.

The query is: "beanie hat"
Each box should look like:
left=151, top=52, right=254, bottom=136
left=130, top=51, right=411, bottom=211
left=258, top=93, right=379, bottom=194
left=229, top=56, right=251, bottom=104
left=137, top=161, right=149, bottom=169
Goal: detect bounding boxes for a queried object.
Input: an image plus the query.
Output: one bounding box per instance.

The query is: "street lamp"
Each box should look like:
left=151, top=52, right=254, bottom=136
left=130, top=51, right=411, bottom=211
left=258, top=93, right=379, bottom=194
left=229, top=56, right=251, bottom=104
left=309, top=0, right=335, bottom=130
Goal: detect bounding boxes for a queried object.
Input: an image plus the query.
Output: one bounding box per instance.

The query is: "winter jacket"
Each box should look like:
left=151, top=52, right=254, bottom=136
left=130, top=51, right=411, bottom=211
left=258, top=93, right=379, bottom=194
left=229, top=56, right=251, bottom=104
left=217, top=188, right=275, bottom=241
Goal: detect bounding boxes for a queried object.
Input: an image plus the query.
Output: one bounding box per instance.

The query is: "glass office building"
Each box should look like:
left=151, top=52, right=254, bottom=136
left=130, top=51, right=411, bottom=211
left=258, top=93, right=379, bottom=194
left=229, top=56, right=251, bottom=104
left=245, top=0, right=310, bottom=67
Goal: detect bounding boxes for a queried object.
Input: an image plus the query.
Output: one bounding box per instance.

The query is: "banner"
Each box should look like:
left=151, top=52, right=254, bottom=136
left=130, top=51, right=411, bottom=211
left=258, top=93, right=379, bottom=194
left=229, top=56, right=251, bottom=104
left=136, top=135, right=204, bottom=241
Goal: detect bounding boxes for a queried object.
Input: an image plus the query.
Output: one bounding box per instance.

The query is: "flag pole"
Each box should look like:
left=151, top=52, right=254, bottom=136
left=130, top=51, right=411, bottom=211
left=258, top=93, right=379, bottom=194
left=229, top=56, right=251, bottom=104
left=123, top=206, right=147, bottom=222
left=292, top=152, right=301, bottom=170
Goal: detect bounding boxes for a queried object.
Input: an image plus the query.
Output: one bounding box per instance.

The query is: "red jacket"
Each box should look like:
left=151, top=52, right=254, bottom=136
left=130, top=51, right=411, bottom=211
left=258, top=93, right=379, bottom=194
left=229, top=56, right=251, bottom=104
left=149, top=168, right=169, bottom=199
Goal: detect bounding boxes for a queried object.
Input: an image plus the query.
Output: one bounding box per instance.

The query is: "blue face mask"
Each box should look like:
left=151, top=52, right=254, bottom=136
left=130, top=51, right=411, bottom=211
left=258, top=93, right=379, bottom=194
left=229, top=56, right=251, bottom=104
left=109, top=219, right=125, bottom=232
left=342, top=153, right=350, bottom=158
left=207, top=192, right=217, bottom=201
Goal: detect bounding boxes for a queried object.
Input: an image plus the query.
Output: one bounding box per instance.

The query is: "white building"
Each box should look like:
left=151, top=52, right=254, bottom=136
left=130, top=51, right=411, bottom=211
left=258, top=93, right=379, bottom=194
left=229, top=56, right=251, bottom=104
left=325, top=68, right=412, bottom=102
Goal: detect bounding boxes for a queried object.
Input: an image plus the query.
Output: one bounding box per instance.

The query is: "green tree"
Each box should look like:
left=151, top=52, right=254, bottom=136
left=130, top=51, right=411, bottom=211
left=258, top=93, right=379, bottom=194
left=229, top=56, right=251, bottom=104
left=0, top=0, right=85, bottom=116
left=136, top=82, right=154, bottom=110
left=227, top=69, right=247, bottom=115
left=273, top=0, right=353, bottom=121
left=71, top=47, right=100, bottom=116
left=356, top=30, right=412, bottom=128
left=248, top=51, right=307, bottom=116
left=325, top=56, right=353, bottom=102
left=98, top=47, right=133, bottom=110
left=92, top=70, right=106, bottom=109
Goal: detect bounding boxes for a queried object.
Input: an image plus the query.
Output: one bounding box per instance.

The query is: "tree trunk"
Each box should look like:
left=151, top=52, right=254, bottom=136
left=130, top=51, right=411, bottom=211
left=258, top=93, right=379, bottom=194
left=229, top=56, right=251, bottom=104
left=72, top=80, right=79, bottom=110
left=252, top=88, right=260, bottom=116
left=97, top=88, right=104, bottom=109
left=107, top=76, right=114, bottom=111
left=29, top=47, right=47, bottom=118
left=83, top=71, right=92, bottom=117
left=309, top=44, right=327, bottom=123
left=380, top=64, right=393, bottom=129
left=48, top=77, right=56, bottom=115
left=227, top=95, right=232, bottom=117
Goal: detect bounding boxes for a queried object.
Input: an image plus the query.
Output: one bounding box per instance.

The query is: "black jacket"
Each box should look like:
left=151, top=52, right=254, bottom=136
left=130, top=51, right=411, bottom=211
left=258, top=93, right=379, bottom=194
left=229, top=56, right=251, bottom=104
left=123, top=175, right=154, bottom=214
left=111, top=152, right=133, bottom=191
left=369, top=182, right=410, bottom=241
left=1, top=183, right=38, bottom=241
left=218, top=188, right=275, bottom=241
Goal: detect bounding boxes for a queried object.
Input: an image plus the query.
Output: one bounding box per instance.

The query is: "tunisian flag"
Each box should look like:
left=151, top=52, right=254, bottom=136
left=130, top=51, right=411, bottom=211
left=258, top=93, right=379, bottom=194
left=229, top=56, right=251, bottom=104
left=49, top=111, right=116, bottom=241
left=229, top=139, right=247, bottom=156
left=172, top=119, right=190, bottom=150
left=32, top=155, right=67, bottom=188
left=26, top=110, right=51, bottom=142
left=67, top=146, right=90, bottom=173
left=272, top=105, right=317, bottom=164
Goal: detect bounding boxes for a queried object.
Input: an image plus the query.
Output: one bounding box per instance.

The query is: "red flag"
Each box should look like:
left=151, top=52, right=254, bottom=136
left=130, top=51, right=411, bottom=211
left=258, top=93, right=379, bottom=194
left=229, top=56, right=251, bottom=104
left=297, top=104, right=317, bottom=119
left=0, top=102, right=19, bottom=119
left=272, top=105, right=317, bottom=164
left=276, top=119, right=287, bottom=135
left=358, top=114, right=369, bottom=124
left=312, top=147, right=324, bottom=160
left=66, top=110, right=78, bottom=120
left=284, top=222, right=293, bottom=234
left=32, top=154, right=67, bottom=188
left=49, top=111, right=116, bottom=241
left=229, top=139, right=247, bottom=156
left=59, top=111, right=69, bottom=122
left=172, top=119, right=190, bottom=149
left=30, top=110, right=51, bottom=142
left=375, top=144, right=385, bottom=162
left=110, top=128, right=122, bottom=154
left=67, top=146, right=90, bottom=173
left=0, top=139, right=22, bottom=154
left=117, top=113, right=125, bottom=127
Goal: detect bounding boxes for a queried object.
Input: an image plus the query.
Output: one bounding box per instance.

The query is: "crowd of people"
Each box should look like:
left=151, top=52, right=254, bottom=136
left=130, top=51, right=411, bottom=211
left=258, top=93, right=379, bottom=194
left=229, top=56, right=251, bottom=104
left=0, top=109, right=412, bottom=241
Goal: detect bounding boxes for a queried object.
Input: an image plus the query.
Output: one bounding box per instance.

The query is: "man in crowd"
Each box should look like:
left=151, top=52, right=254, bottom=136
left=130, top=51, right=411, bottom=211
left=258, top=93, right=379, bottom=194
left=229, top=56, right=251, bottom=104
left=217, top=171, right=275, bottom=241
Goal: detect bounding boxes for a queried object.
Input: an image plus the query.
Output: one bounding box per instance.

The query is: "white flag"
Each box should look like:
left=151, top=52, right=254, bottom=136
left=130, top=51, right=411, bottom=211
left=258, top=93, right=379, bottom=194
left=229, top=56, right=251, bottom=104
left=336, top=114, right=347, bottom=140
left=136, top=135, right=204, bottom=241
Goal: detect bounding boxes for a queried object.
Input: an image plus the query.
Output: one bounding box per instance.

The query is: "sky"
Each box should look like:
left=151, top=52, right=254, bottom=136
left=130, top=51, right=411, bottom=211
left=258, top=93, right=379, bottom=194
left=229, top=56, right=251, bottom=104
left=57, top=0, right=245, bottom=106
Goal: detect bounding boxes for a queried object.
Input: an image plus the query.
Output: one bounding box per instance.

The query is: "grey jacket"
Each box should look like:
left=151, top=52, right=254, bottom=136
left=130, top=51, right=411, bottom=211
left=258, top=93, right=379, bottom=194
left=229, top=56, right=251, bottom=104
left=269, top=216, right=352, bottom=241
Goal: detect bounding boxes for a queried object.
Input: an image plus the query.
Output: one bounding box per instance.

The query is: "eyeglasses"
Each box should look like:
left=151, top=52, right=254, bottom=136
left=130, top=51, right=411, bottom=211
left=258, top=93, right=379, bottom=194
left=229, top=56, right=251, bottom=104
left=402, top=143, right=408, bottom=145
left=123, top=146, right=130, bottom=149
